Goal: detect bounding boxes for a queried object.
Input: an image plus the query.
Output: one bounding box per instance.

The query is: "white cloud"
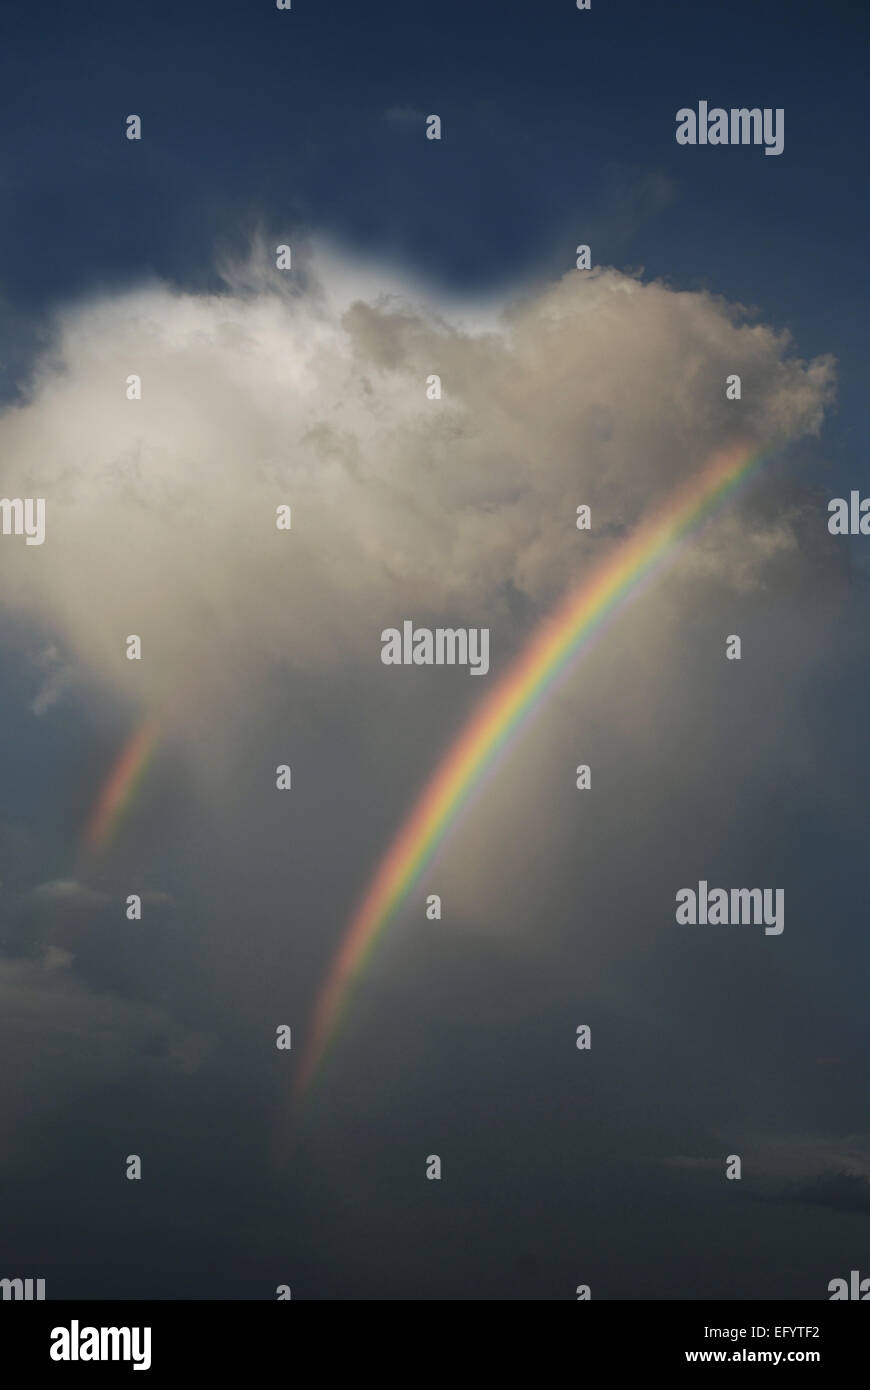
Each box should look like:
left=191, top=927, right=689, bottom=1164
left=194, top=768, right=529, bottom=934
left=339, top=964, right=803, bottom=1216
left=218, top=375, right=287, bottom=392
left=0, top=245, right=835, bottom=730
left=30, top=642, right=76, bottom=715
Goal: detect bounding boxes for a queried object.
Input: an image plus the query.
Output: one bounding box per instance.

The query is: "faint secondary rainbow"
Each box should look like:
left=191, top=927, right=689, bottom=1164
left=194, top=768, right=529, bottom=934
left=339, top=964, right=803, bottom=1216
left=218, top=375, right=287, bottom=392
left=82, top=715, right=161, bottom=856
left=293, top=437, right=768, bottom=1104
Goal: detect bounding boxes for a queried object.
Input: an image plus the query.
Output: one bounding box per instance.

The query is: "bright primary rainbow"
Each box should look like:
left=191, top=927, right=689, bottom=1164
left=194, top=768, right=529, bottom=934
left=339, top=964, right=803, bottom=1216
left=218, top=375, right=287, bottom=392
left=293, top=437, right=768, bottom=1104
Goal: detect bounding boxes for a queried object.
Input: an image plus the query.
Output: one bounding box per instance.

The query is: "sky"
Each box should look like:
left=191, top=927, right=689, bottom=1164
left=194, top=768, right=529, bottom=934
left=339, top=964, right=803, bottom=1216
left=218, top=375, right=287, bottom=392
left=0, top=0, right=869, bottom=1300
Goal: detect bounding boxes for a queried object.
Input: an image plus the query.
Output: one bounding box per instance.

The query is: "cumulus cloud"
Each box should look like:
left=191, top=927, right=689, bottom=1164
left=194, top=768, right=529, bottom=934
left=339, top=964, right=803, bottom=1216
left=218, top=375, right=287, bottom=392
left=28, top=878, right=107, bottom=906
left=727, top=1134, right=870, bottom=1214
left=664, top=1133, right=870, bottom=1202
left=30, top=642, right=76, bottom=715
left=0, top=244, right=835, bottom=734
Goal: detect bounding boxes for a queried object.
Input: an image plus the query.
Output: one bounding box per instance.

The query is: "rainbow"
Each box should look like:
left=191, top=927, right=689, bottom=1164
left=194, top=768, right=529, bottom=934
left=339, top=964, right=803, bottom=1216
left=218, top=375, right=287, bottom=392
left=293, top=437, right=767, bottom=1104
left=82, top=715, right=161, bottom=856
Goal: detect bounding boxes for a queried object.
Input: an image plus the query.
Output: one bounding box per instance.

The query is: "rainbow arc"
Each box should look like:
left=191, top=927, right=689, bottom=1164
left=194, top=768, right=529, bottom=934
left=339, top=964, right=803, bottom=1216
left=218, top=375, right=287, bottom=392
left=293, top=437, right=767, bottom=1104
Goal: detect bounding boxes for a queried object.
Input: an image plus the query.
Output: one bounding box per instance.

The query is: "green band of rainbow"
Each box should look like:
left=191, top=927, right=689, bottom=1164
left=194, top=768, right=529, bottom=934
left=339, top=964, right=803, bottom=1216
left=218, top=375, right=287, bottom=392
left=293, top=437, right=767, bottom=1104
